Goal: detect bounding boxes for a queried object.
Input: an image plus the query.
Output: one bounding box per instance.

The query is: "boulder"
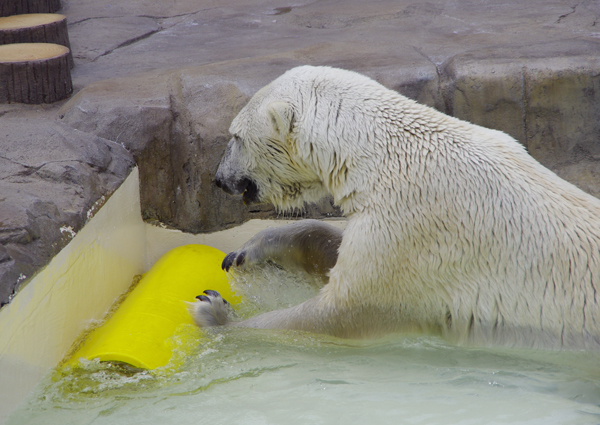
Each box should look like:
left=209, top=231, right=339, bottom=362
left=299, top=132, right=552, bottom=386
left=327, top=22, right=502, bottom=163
left=61, top=64, right=343, bottom=234
left=0, top=117, right=134, bottom=305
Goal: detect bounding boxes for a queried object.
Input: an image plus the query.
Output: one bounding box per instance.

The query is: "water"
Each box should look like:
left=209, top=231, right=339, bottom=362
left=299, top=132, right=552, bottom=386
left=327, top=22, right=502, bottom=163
left=8, top=266, right=600, bottom=425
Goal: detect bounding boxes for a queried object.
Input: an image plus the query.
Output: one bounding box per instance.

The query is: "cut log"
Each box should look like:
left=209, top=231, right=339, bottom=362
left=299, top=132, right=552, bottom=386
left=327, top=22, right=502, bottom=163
left=0, top=14, right=72, bottom=67
left=0, top=0, right=61, bottom=17
left=0, top=43, right=72, bottom=103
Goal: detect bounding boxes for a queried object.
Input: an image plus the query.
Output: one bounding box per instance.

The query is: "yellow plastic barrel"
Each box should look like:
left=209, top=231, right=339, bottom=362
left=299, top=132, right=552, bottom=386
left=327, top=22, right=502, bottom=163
left=64, top=244, right=240, bottom=370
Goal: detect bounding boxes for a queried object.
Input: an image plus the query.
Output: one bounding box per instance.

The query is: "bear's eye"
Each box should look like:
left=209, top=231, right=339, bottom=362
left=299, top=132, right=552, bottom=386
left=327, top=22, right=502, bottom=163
left=231, top=134, right=243, bottom=146
left=234, top=134, right=248, bottom=146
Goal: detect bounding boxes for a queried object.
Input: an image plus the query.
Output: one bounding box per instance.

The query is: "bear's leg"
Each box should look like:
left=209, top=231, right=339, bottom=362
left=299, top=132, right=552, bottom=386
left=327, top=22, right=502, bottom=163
left=190, top=220, right=344, bottom=331
left=191, top=218, right=405, bottom=337
left=190, top=289, right=355, bottom=336
left=222, top=219, right=343, bottom=279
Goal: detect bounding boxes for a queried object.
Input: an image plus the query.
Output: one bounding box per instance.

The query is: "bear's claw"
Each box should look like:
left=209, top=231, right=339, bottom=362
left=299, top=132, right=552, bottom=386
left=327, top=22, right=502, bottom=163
left=222, top=251, right=245, bottom=271
left=222, top=252, right=235, bottom=271
left=202, top=289, right=229, bottom=304
left=189, top=290, right=232, bottom=327
left=196, top=294, right=211, bottom=303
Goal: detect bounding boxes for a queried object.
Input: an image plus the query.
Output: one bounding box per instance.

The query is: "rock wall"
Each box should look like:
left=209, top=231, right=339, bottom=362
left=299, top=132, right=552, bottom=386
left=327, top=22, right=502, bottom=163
left=60, top=63, right=344, bottom=235
left=0, top=119, right=134, bottom=305
left=60, top=55, right=600, bottom=234
left=444, top=54, right=600, bottom=198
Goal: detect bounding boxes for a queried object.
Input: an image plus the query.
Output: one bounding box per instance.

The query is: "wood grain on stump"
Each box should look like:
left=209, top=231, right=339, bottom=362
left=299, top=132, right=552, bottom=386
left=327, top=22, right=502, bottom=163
left=0, top=43, right=72, bottom=103
left=0, top=14, right=73, bottom=67
left=0, top=0, right=61, bottom=17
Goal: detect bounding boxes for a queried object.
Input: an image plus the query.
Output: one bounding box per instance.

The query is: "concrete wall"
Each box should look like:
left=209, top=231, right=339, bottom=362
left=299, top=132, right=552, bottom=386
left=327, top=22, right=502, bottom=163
left=0, top=168, right=146, bottom=425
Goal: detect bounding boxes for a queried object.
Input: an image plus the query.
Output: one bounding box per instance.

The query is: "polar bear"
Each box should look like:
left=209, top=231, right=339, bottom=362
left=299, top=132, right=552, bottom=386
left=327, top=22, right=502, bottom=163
left=192, top=65, right=600, bottom=350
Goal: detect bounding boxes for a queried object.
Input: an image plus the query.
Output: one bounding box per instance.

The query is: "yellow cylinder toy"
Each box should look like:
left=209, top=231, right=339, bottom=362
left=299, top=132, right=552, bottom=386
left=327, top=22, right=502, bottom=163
left=64, top=244, right=240, bottom=370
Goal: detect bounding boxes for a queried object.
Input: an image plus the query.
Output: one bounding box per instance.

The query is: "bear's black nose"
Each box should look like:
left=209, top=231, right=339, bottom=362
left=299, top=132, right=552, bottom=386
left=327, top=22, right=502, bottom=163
left=214, top=175, right=250, bottom=196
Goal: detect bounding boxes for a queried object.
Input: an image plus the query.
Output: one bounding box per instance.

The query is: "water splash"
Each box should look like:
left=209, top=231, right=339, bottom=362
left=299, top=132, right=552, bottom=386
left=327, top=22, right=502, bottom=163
left=227, top=262, right=323, bottom=318
left=8, top=267, right=600, bottom=425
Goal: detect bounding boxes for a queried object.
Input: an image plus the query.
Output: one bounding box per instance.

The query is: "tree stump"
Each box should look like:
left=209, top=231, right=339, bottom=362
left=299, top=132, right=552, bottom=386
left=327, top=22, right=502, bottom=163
left=0, top=43, right=72, bottom=103
left=0, top=0, right=61, bottom=17
left=0, top=14, right=72, bottom=67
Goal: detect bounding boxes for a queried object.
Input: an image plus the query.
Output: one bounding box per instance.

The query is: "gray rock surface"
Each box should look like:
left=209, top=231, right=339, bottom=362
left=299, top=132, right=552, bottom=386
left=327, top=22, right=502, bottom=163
left=0, top=116, right=134, bottom=305
left=0, top=0, right=599, bottom=305
left=60, top=66, right=342, bottom=234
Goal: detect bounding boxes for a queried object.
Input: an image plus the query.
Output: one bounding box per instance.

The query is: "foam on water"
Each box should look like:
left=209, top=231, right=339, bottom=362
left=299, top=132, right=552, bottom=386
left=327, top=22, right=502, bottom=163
left=8, top=265, right=600, bottom=425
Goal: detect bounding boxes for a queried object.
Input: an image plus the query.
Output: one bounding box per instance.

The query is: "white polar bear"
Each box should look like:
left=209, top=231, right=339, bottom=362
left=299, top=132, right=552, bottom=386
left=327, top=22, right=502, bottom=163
left=193, top=65, right=600, bottom=350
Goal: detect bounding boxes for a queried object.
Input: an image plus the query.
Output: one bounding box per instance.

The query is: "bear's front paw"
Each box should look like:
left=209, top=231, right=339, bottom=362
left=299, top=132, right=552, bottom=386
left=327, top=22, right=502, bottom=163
left=188, top=290, right=233, bottom=327
left=222, top=251, right=247, bottom=271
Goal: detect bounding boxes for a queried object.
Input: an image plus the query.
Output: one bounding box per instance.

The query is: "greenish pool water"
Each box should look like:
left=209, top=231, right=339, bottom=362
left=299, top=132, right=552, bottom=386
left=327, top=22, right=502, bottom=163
left=8, top=266, right=600, bottom=425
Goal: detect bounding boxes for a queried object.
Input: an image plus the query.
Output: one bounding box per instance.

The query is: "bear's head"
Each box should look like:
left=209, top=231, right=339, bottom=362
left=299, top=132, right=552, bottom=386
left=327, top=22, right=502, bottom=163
left=215, top=65, right=390, bottom=212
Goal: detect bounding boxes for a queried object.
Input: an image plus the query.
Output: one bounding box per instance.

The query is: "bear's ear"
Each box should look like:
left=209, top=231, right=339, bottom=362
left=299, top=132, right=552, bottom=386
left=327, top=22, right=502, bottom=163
left=267, top=101, right=295, bottom=137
